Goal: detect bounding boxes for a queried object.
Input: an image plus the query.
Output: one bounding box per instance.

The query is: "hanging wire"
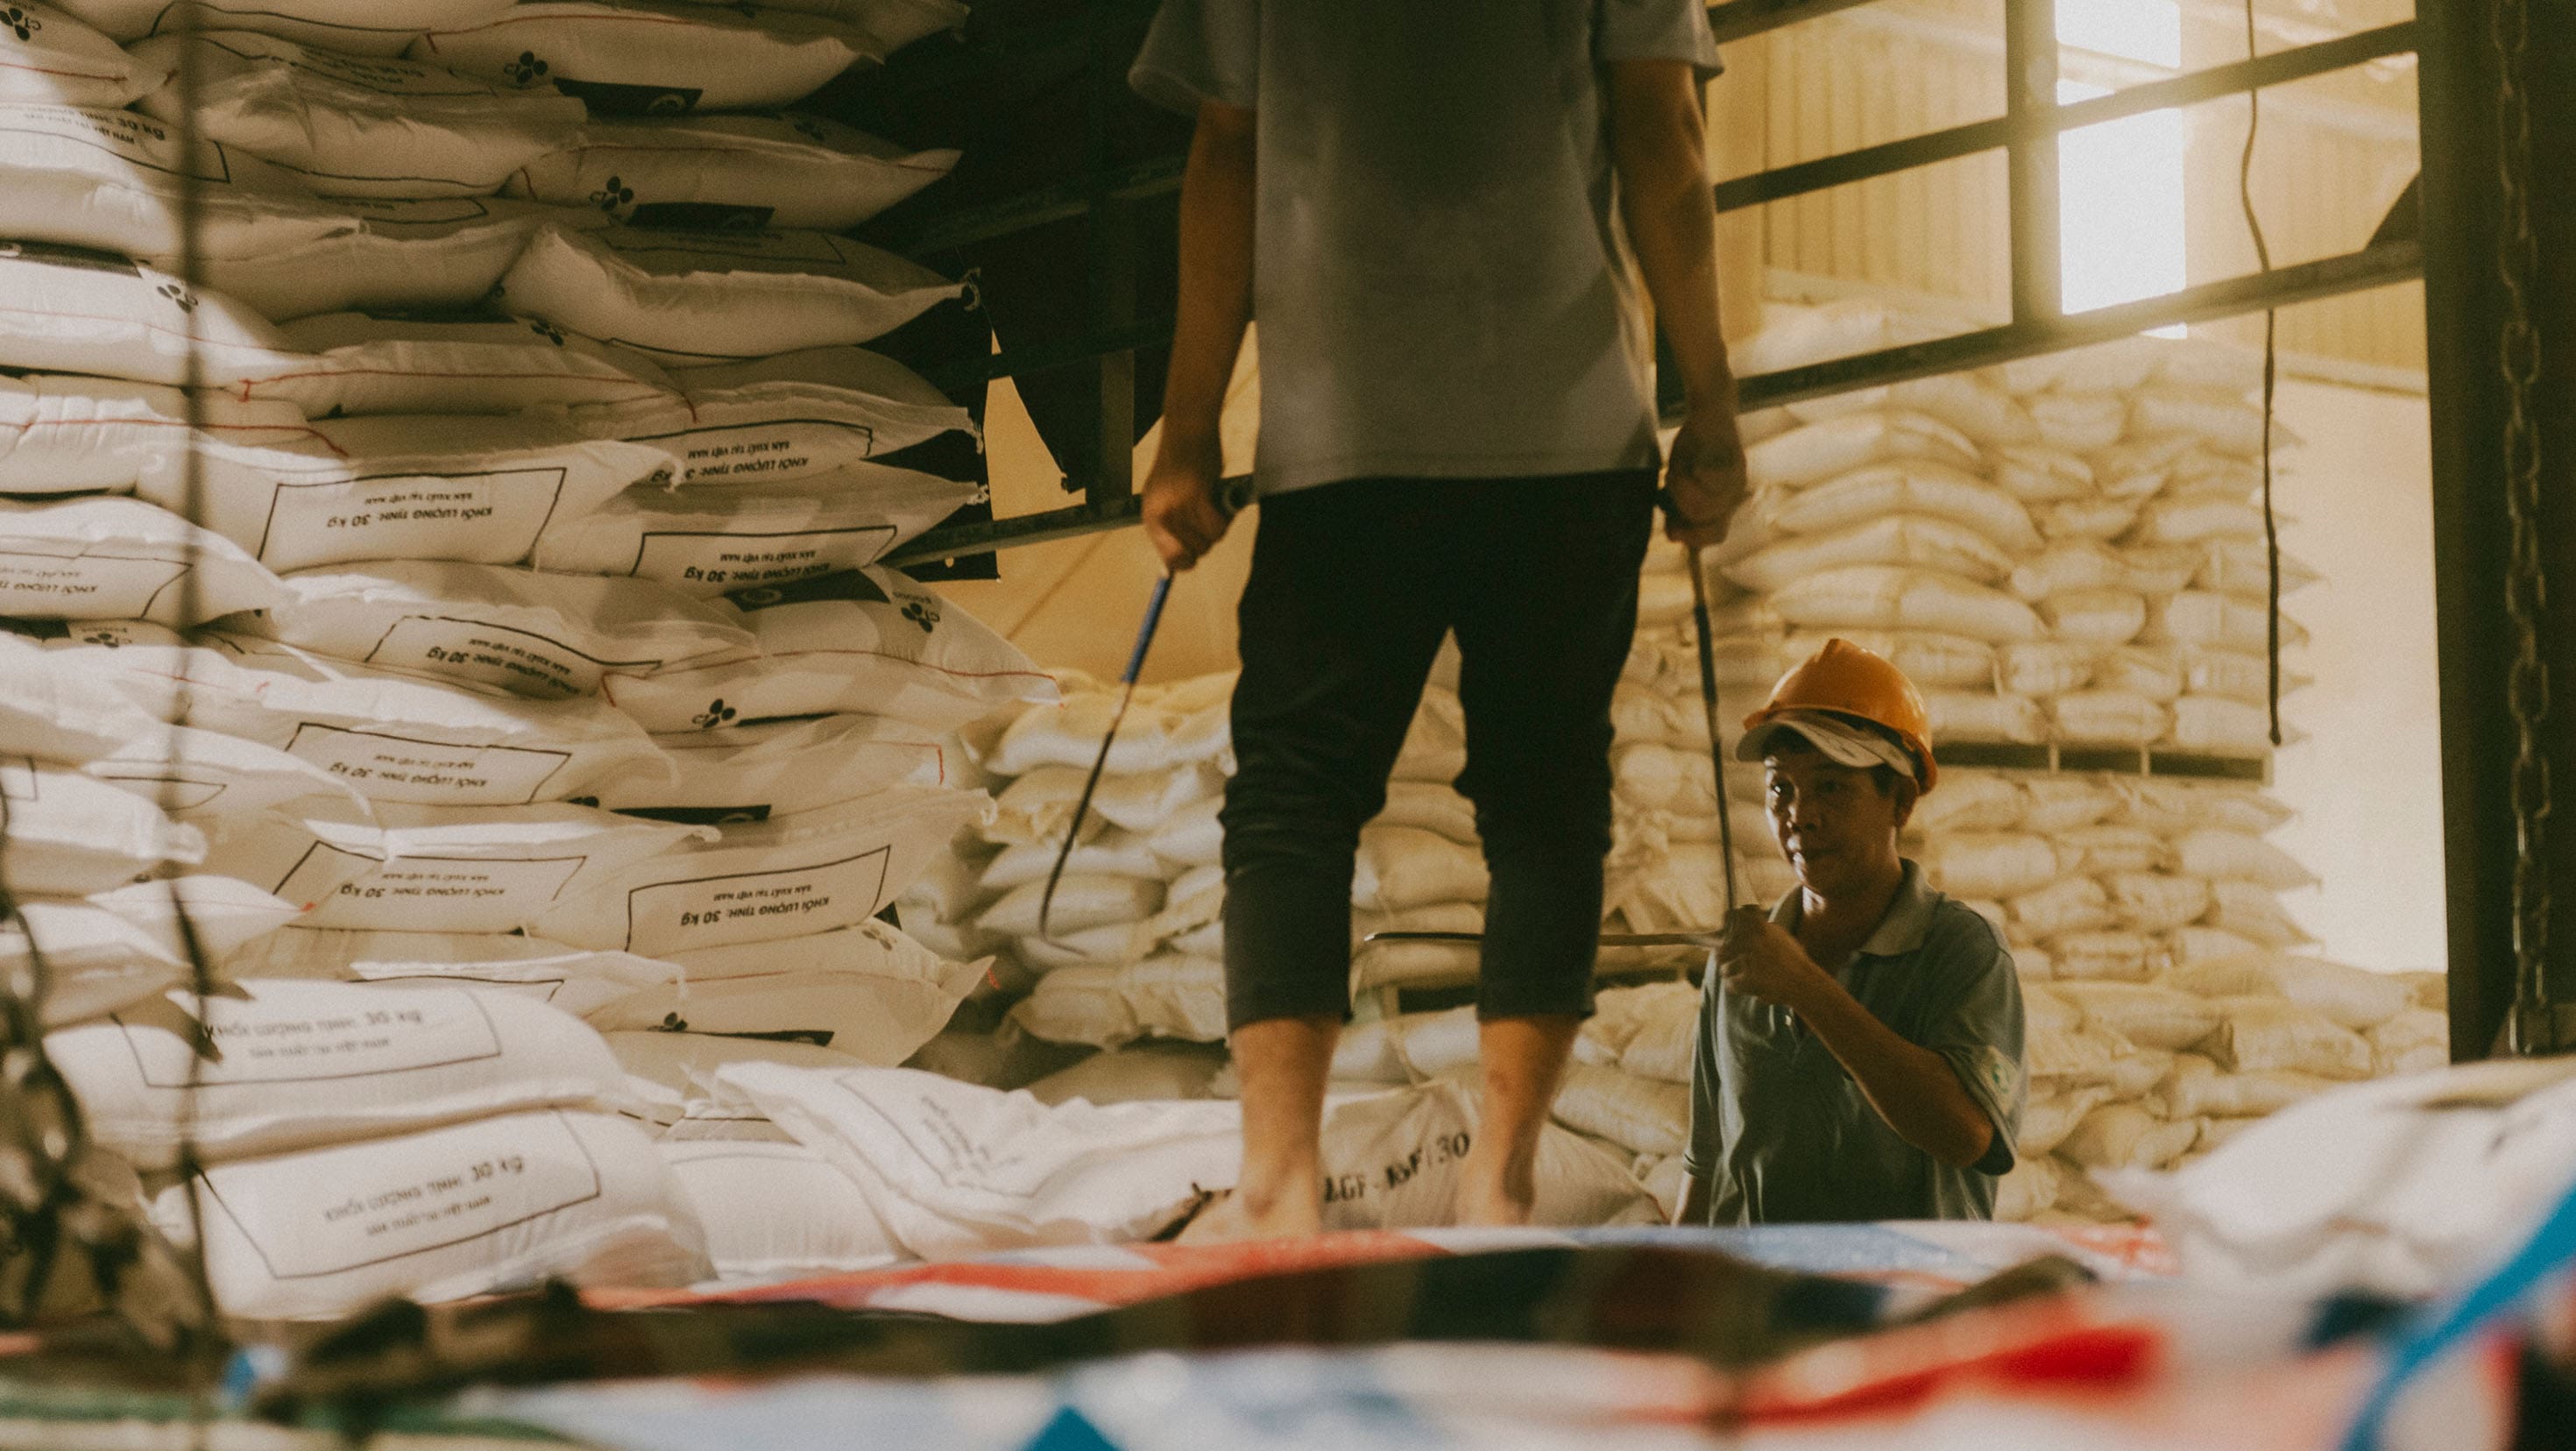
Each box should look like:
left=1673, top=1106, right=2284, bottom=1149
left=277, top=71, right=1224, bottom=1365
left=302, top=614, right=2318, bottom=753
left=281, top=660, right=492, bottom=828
left=2488, top=0, right=2554, bottom=1055
left=2237, top=0, right=2284, bottom=750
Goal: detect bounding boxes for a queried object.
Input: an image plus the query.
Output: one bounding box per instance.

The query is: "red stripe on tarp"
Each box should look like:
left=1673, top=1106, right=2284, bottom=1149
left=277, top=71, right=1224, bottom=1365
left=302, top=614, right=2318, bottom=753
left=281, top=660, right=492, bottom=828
left=587, top=1231, right=1460, bottom=1313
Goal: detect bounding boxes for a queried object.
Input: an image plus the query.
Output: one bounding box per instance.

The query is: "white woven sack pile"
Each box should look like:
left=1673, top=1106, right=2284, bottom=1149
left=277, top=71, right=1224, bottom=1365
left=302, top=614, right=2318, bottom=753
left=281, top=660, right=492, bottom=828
left=1678, top=298, right=2320, bottom=764
left=0, top=0, right=1072, bottom=1302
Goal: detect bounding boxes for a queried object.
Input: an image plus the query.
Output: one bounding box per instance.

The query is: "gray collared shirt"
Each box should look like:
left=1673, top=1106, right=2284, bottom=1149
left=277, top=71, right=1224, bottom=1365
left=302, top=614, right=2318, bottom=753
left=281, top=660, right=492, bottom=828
left=1685, top=860, right=2026, bottom=1225
left=1129, top=0, right=1722, bottom=498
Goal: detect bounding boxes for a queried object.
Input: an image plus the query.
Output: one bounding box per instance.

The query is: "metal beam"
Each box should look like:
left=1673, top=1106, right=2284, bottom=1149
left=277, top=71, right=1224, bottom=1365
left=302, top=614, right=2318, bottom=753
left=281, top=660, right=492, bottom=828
left=1703, top=0, right=1878, bottom=46
left=1709, top=21, right=2417, bottom=216
left=2003, top=0, right=2062, bottom=322
left=1737, top=240, right=2419, bottom=409
left=889, top=241, right=2422, bottom=568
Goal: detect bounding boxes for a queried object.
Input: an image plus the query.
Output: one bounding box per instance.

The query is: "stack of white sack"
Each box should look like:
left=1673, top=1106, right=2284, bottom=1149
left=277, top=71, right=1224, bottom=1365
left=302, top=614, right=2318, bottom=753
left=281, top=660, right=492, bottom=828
left=895, top=670, right=1521, bottom=1049
left=46, top=976, right=711, bottom=1318
left=701, top=1060, right=1652, bottom=1268
left=1661, top=299, right=2318, bottom=768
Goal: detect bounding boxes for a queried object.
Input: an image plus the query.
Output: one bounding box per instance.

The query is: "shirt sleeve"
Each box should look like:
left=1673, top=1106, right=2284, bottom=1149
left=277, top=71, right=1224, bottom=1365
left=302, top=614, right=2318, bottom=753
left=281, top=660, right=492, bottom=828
left=1681, top=959, right=1724, bottom=1184
left=1596, top=0, right=1725, bottom=81
left=1919, top=910, right=2027, bottom=1178
left=1130, top=0, right=1259, bottom=116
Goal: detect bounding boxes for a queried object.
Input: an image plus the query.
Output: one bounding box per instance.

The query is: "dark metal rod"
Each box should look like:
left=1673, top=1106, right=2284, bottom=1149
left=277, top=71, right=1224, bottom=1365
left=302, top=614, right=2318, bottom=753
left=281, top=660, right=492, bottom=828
left=1709, top=21, right=2418, bottom=216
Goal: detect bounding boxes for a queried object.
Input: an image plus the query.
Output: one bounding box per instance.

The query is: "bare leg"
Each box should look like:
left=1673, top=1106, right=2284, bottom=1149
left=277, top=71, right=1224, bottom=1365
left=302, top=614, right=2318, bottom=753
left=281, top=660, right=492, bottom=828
left=1454, top=1014, right=1582, bottom=1228
left=1182, top=1014, right=1340, bottom=1242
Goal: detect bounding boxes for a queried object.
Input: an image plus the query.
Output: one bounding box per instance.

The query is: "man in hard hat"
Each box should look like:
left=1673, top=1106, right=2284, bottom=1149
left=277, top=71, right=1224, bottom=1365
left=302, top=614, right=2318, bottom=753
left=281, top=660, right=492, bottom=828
left=1128, top=3, right=1748, bottom=1236
left=1679, top=639, right=2026, bottom=1224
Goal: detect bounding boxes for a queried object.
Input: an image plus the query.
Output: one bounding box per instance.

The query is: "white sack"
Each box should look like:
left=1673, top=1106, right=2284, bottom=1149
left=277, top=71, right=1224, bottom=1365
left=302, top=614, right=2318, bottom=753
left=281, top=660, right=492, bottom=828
left=54, top=0, right=516, bottom=53
left=0, top=101, right=343, bottom=260
left=530, top=785, right=987, bottom=955
left=2053, top=980, right=2219, bottom=1051
left=2095, top=645, right=2187, bottom=703
left=1743, top=410, right=1980, bottom=491
left=1354, top=826, right=1488, bottom=913
left=1767, top=565, right=2042, bottom=644
left=0, top=495, right=287, bottom=624
left=0, top=373, right=309, bottom=496
left=2041, top=589, right=2148, bottom=646
left=662, top=1133, right=900, bottom=1281
left=1915, top=832, right=2062, bottom=900
left=2048, top=931, right=2155, bottom=983
left=0, top=239, right=305, bottom=387
left=536, top=469, right=977, bottom=597
left=2156, top=1053, right=2330, bottom=1119
left=220, top=927, right=668, bottom=1019
left=979, top=830, right=1164, bottom=892
left=414, top=1, right=873, bottom=115
left=509, top=113, right=955, bottom=230
left=2105, top=872, right=2211, bottom=933
left=0, top=759, right=203, bottom=895
left=131, top=30, right=584, bottom=198
left=2050, top=690, right=2170, bottom=747
left=2035, top=498, right=2141, bottom=541
left=720, top=1062, right=1242, bottom=1258
left=980, top=874, right=1162, bottom=938
left=1995, top=641, right=2097, bottom=698
left=1761, top=462, right=2040, bottom=554
left=2058, top=1102, right=2198, bottom=1171
left=53, top=978, right=629, bottom=1167
left=2146, top=591, right=2308, bottom=654
left=1095, top=761, right=1228, bottom=835
left=2264, top=956, right=2415, bottom=1032
left=140, top=414, right=671, bottom=574
left=82, top=722, right=368, bottom=825
left=2175, top=827, right=2318, bottom=889
left=249, top=310, right=677, bottom=416
left=216, top=802, right=704, bottom=933
left=992, top=691, right=1181, bottom=776
left=1990, top=445, right=2093, bottom=502
left=1549, top=1062, right=1689, bottom=1158
left=2097, top=1058, right=2576, bottom=1298
left=2199, top=995, right=2374, bottom=1079
left=607, top=1030, right=862, bottom=1122
left=588, top=958, right=987, bottom=1066
left=53, top=633, right=673, bottom=806
left=1318, top=1079, right=1653, bottom=1231
left=2198, top=536, right=2322, bottom=600
left=242, top=561, right=751, bottom=700
left=1722, top=513, right=2012, bottom=592
left=2026, top=392, right=2127, bottom=451
left=609, top=714, right=948, bottom=819
left=497, top=223, right=962, bottom=363
left=602, top=566, right=1052, bottom=733
left=0, top=3, right=167, bottom=104
left=177, top=195, right=597, bottom=322
left=570, top=347, right=973, bottom=485
left=160, top=1108, right=706, bottom=1320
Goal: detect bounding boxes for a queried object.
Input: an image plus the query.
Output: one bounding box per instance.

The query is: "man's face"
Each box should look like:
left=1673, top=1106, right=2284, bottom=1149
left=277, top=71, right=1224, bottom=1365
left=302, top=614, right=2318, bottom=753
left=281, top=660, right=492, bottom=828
left=1764, top=748, right=1908, bottom=896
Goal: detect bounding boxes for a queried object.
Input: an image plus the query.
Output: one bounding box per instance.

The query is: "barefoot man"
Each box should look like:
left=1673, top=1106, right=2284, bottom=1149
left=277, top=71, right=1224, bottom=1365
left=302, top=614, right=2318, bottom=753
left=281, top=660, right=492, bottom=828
left=1130, top=0, right=1748, bottom=1235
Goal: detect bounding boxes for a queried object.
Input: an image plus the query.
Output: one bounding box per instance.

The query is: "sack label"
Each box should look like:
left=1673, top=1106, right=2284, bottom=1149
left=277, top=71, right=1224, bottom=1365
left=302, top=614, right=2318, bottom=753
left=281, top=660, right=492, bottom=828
left=202, top=1111, right=603, bottom=1279
left=624, top=846, right=889, bottom=955
left=284, top=724, right=570, bottom=805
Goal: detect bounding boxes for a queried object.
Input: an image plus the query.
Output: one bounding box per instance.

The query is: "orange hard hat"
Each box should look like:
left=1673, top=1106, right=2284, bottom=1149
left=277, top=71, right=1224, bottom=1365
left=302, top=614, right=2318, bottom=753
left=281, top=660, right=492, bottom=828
left=1737, top=637, right=1938, bottom=794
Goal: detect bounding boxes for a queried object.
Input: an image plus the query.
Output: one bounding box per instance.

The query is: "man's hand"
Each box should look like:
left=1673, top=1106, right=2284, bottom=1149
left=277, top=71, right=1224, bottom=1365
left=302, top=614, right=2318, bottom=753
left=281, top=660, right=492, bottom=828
left=1140, top=442, right=1235, bottom=572
left=1715, top=904, right=1828, bottom=1010
left=1662, top=405, right=1750, bottom=550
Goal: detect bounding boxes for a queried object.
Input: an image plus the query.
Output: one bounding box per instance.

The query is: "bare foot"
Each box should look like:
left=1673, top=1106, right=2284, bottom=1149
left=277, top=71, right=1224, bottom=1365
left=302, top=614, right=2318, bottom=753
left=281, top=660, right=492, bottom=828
left=1451, top=1143, right=1539, bottom=1228
left=1175, top=1187, right=1324, bottom=1243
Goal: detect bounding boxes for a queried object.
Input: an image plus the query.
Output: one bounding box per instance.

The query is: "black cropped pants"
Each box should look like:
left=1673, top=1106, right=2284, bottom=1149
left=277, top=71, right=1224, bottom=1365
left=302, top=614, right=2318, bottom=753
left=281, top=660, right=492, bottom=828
left=1219, top=468, right=1657, bottom=1030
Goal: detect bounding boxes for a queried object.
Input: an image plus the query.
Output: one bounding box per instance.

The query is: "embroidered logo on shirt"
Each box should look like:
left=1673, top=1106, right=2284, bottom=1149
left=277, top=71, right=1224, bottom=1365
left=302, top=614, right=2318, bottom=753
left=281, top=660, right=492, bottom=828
left=1974, top=1044, right=2021, bottom=1103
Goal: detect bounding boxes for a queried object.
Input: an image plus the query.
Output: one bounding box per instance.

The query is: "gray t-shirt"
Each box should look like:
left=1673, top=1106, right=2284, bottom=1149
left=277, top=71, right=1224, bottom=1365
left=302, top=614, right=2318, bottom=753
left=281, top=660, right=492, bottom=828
left=1684, top=860, right=2028, bottom=1225
left=1130, top=0, right=1721, bottom=496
